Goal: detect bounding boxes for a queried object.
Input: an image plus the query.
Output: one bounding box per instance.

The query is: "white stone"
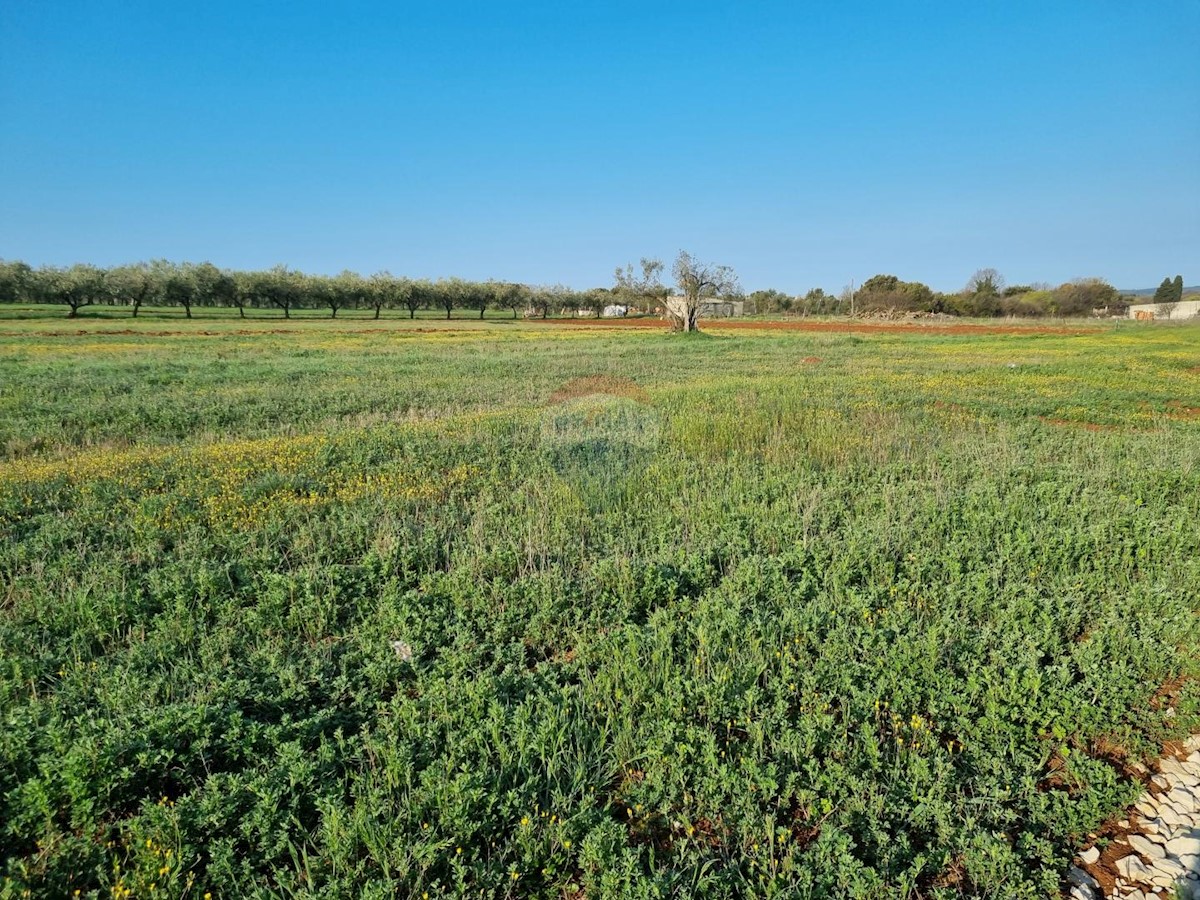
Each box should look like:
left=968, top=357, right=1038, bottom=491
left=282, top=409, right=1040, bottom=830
left=1177, top=852, right=1200, bottom=871
left=1118, top=853, right=1155, bottom=881
left=1146, top=856, right=1185, bottom=885
left=1137, top=797, right=1161, bottom=817
left=1158, top=806, right=1185, bottom=827
left=1167, top=836, right=1200, bottom=858
left=1165, top=799, right=1194, bottom=821
left=1142, top=818, right=1162, bottom=834
left=1168, top=787, right=1196, bottom=809
left=1079, top=846, right=1100, bottom=865
left=1068, top=865, right=1099, bottom=889
left=1130, top=833, right=1168, bottom=860
left=1161, top=758, right=1190, bottom=777
left=1068, top=887, right=1092, bottom=900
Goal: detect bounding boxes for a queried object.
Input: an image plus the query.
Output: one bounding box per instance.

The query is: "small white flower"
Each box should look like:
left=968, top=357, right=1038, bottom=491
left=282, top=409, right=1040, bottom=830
left=391, top=640, right=413, bottom=662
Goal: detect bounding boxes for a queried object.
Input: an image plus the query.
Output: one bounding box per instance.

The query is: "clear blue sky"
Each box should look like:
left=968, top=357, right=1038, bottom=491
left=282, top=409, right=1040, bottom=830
left=1, top=1, right=1197, bottom=293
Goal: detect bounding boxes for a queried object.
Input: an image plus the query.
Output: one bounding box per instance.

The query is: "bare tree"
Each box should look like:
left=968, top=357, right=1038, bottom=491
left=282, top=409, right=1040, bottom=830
left=669, top=251, right=740, bottom=332
left=966, top=268, right=1005, bottom=297
left=614, top=258, right=666, bottom=314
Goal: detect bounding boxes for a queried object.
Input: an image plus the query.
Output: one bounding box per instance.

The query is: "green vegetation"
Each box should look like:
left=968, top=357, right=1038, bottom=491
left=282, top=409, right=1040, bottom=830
left=2, top=312, right=1199, bottom=898
left=1154, top=276, right=1186, bottom=310
left=3, top=258, right=1176, bottom=322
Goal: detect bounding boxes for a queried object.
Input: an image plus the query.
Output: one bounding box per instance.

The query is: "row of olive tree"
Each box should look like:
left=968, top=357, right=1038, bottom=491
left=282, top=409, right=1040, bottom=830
left=0, top=260, right=625, bottom=320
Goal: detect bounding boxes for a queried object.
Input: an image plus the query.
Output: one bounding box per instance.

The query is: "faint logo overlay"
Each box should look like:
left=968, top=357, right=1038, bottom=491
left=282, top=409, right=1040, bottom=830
left=540, top=376, right=660, bottom=488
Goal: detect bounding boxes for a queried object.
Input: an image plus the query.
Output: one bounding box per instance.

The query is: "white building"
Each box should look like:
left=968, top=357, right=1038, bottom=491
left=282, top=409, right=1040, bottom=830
left=1128, top=300, right=1200, bottom=320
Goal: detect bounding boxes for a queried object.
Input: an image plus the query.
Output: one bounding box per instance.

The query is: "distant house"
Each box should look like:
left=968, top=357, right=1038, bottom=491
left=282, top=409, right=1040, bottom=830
left=1127, top=299, right=1200, bottom=320
left=602, top=304, right=628, bottom=317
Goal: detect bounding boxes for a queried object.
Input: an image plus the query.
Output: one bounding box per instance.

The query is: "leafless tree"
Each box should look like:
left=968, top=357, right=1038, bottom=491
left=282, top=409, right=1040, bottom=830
left=966, top=268, right=1005, bottom=297
left=613, top=258, right=666, bottom=314
left=669, top=250, right=740, bottom=332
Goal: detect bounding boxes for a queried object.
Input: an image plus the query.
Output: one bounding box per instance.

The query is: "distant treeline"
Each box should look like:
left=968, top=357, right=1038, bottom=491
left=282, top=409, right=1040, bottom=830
left=749, top=269, right=1154, bottom=318
left=0, top=259, right=1179, bottom=319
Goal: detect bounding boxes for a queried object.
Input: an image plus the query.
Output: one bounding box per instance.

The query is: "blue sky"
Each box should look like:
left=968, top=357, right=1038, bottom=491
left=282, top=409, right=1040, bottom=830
left=1, top=1, right=1197, bottom=292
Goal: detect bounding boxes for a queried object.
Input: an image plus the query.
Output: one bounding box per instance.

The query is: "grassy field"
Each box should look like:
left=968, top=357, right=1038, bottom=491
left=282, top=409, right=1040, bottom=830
left=1, top=309, right=1198, bottom=899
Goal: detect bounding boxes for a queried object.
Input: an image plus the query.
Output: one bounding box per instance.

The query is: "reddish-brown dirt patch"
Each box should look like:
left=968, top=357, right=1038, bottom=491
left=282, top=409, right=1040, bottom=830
left=1166, top=401, right=1200, bottom=420
left=1082, top=734, right=1142, bottom=780
left=1184, top=366, right=1200, bottom=375
left=1151, top=674, right=1192, bottom=710
left=547, top=375, right=650, bottom=405
left=800, top=356, right=823, bottom=364
left=928, top=855, right=970, bottom=891
left=1039, top=749, right=1085, bottom=797
left=532, top=317, right=1087, bottom=336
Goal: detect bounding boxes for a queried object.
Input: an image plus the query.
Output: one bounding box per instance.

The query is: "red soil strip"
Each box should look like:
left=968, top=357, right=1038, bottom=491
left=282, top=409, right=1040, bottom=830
left=533, top=318, right=1088, bottom=337
left=801, top=356, right=823, bottom=364
left=547, top=375, right=649, bottom=405
left=1166, top=401, right=1200, bottom=420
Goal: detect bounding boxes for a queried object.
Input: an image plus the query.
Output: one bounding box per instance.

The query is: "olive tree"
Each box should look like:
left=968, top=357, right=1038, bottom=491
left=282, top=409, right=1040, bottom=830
left=614, top=257, right=666, bottom=315
left=191, top=262, right=236, bottom=315
left=494, top=281, right=527, bottom=318
left=404, top=279, right=431, bottom=319
left=367, top=271, right=406, bottom=319
left=108, top=263, right=156, bottom=317
left=51, top=264, right=112, bottom=318
left=0, top=261, right=34, bottom=305
left=327, top=271, right=366, bottom=318
left=527, top=285, right=555, bottom=319
left=436, top=279, right=462, bottom=319
left=163, top=270, right=196, bottom=319
left=669, top=251, right=739, bottom=332
left=264, top=266, right=302, bottom=318
left=461, top=281, right=491, bottom=319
